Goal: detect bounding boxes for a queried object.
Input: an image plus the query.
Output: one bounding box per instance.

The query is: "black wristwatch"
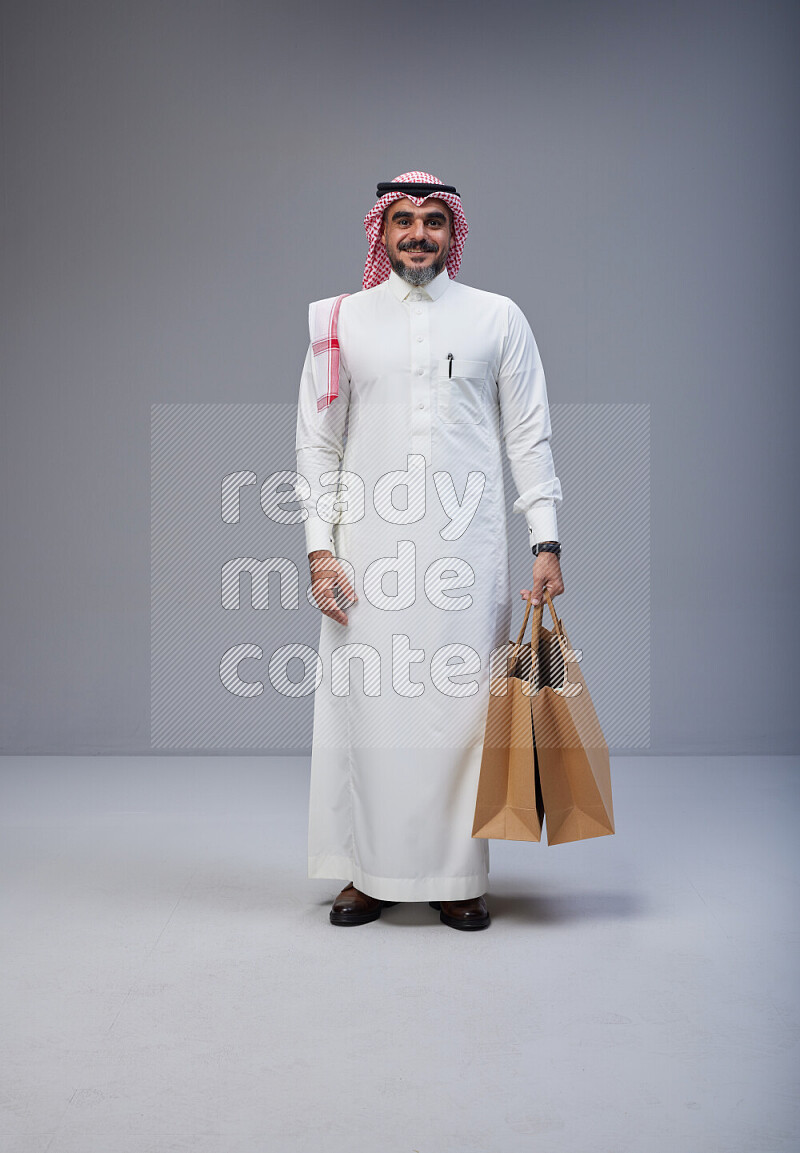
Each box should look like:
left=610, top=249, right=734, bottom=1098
left=532, top=540, right=561, bottom=559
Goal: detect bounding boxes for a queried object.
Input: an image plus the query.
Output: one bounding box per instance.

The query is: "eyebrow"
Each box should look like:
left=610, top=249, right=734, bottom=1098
left=390, top=209, right=448, bottom=222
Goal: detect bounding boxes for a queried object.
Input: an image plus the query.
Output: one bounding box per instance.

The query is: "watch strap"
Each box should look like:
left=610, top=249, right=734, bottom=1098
left=532, top=540, right=561, bottom=558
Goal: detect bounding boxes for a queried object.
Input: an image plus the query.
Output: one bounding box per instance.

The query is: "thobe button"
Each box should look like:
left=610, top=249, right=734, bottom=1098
left=416, top=335, right=424, bottom=343
left=414, top=308, right=422, bottom=315
left=417, top=367, right=424, bottom=375
left=417, top=402, right=425, bottom=409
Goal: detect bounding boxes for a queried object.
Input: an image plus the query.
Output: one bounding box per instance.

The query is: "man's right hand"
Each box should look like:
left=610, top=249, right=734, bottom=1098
left=308, top=550, right=358, bottom=626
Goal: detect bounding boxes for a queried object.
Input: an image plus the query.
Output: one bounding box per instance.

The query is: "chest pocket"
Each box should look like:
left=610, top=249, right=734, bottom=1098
left=436, top=358, right=488, bottom=425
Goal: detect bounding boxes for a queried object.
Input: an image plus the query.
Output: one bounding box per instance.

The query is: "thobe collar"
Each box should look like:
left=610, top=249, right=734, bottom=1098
left=386, top=265, right=452, bottom=303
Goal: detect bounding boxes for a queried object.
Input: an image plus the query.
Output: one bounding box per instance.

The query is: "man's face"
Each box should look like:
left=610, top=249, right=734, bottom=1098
left=381, top=196, right=453, bottom=286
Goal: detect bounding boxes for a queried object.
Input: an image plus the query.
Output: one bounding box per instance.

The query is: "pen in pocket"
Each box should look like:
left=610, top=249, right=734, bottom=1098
left=447, top=353, right=453, bottom=378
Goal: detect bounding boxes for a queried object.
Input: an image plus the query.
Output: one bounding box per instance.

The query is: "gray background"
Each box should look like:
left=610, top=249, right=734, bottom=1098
left=1, top=0, right=797, bottom=755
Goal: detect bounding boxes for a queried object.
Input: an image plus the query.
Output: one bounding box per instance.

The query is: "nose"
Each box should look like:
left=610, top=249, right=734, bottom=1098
left=410, top=218, right=426, bottom=238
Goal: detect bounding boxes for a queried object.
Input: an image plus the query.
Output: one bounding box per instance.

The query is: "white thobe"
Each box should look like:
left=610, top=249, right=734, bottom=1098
left=295, top=265, right=562, bottom=902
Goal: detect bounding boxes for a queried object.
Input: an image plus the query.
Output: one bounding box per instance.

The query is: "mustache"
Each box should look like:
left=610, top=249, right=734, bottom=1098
left=398, top=239, right=439, bottom=253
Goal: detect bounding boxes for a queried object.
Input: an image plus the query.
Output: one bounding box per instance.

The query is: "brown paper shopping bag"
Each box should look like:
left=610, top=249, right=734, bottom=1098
left=531, top=590, right=615, bottom=846
left=471, top=595, right=545, bottom=841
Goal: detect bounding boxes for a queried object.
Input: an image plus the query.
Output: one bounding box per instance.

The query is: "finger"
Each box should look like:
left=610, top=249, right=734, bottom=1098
left=320, top=597, right=347, bottom=624
left=314, top=584, right=341, bottom=613
left=309, top=558, right=336, bottom=578
left=328, top=564, right=358, bottom=605
left=335, top=578, right=358, bottom=605
left=318, top=579, right=351, bottom=622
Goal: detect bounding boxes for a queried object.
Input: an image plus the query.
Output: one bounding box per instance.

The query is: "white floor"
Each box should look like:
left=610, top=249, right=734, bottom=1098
left=0, top=755, right=797, bottom=1153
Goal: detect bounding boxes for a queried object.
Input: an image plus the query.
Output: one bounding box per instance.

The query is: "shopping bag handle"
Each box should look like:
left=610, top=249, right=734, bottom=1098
left=539, top=588, right=584, bottom=666
left=514, top=589, right=564, bottom=648
left=510, top=591, right=575, bottom=683
left=514, top=593, right=540, bottom=649
left=508, top=595, right=545, bottom=682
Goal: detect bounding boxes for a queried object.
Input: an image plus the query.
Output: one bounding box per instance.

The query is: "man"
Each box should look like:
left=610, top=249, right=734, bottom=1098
left=294, top=172, right=563, bottom=931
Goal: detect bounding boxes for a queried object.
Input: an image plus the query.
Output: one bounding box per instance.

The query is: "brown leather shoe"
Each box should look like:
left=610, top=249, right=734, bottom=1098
left=429, top=896, right=490, bottom=930
left=329, top=882, right=398, bottom=926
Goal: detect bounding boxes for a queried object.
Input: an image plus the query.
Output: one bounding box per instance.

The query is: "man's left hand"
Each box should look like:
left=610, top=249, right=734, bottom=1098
left=520, top=553, right=564, bottom=606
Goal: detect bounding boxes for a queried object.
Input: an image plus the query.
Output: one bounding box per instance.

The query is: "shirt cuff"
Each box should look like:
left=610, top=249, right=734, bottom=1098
left=304, top=516, right=336, bottom=557
left=527, top=507, right=559, bottom=549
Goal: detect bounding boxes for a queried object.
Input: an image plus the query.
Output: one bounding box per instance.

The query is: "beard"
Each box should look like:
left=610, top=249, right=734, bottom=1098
left=388, top=242, right=449, bottom=286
